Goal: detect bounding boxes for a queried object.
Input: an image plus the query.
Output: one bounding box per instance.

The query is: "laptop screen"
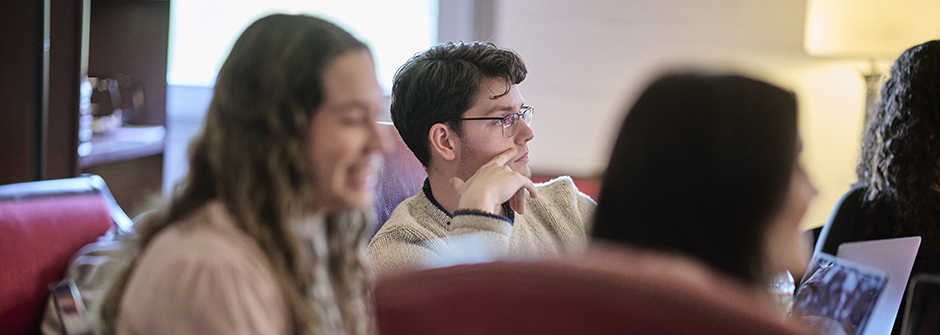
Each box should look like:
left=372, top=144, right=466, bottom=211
left=793, top=252, right=889, bottom=335
left=837, top=236, right=921, bottom=335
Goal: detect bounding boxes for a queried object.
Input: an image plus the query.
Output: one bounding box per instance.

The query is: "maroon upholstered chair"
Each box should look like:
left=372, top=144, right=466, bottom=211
left=375, top=246, right=813, bottom=335
left=0, top=175, right=131, bottom=335
left=373, top=122, right=426, bottom=234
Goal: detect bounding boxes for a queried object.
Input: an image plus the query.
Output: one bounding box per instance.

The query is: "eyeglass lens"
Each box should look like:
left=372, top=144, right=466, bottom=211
left=502, top=107, right=533, bottom=138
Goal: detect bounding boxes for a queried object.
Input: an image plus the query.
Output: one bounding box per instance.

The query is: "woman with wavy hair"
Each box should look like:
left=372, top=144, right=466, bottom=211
left=855, top=40, right=940, bottom=273
left=94, top=14, right=389, bottom=335
left=592, top=73, right=816, bottom=289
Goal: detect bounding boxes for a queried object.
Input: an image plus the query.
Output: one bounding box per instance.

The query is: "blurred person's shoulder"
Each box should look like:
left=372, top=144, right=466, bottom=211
left=533, top=175, right=594, bottom=203
left=147, top=201, right=267, bottom=265
left=528, top=175, right=596, bottom=221
left=119, top=200, right=289, bottom=335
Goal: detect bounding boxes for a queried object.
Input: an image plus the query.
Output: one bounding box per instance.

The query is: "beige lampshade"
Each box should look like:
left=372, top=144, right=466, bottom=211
left=804, top=0, right=940, bottom=58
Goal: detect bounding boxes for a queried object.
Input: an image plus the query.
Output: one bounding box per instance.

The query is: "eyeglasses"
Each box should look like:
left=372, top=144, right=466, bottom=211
left=454, top=106, right=534, bottom=138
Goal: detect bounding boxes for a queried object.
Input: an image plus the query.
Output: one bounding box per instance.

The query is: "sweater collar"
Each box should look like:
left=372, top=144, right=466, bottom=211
left=421, top=178, right=515, bottom=222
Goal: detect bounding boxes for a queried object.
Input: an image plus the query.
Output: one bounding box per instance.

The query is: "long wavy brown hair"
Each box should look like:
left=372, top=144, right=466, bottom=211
left=857, top=40, right=940, bottom=245
left=94, top=14, right=375, bottom=335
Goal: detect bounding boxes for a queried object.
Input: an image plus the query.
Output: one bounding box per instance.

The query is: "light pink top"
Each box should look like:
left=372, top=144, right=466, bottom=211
left=116, top=201, right=290, bottom=335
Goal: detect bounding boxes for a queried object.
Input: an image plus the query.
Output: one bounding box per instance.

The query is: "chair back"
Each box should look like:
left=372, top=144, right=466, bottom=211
left=373, top=122, right=426, bottom=234
left=814, top=185, right=866, bottom=256
left=0, top=175, right=130, bottom=335
left=375, top=246, right=810, bottom=335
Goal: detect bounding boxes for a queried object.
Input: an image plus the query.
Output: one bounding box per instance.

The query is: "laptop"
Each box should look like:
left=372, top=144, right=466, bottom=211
left=837, top=236, right=922, bottom=335
left=793, top=252, right=890, bottom=335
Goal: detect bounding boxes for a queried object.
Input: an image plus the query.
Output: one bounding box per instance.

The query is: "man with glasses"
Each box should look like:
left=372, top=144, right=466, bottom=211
left=368, top=42, right=595, bottom=275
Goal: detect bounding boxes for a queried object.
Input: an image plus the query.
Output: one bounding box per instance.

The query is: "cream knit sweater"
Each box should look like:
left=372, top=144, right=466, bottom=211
left=368, top=176, right=595, bottom=276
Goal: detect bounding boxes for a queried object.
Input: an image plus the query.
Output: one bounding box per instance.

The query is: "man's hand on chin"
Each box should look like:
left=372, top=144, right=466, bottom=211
left=450, top=147, right=538, bottom=215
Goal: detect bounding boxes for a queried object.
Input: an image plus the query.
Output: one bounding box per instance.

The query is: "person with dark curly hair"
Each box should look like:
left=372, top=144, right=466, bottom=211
left=816, top=39, right=940, bottom=335
left=856, top=40, right=940, bottom=266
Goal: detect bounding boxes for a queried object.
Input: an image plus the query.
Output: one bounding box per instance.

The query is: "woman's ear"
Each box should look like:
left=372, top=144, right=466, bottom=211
left=428, top=123, right=458, bottom=162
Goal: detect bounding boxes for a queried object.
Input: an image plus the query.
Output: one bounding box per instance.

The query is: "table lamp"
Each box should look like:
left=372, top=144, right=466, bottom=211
left=804, top=0, right=940, bottom=118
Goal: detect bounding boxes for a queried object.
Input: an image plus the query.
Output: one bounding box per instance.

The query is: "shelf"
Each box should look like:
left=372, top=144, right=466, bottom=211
left=78, top=125, right=165, bottom=168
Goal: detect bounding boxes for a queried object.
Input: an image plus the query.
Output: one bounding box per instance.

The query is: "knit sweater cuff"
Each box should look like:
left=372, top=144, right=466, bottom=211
left=449, top=212, right=512, bottom=236
left=453, top=209, right=510, bottom=222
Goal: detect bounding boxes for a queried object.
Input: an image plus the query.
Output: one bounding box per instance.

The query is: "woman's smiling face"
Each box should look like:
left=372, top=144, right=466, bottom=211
left=307, top=50, right=391, bottom=214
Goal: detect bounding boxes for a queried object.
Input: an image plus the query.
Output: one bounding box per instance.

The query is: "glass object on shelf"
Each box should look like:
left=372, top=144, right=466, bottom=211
left=88, top=75, right=147, bottom=135
left=89, top=77, right=123, bottom=135
left=78, top=76, right=93, bottom=157
left=769, top=270, right=796, bottom=316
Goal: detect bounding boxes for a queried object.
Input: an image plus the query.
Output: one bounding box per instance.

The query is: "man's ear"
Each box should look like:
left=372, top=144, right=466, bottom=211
left=428, top=123, right=458, bottom=162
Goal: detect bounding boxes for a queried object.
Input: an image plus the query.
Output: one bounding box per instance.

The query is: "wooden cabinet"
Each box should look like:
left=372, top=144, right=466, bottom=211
left=81, top=0, right=169, bottom=217
left=87, top=0, right=169, bottom=126
left=0, top=0, right=169, bottom=217
left=0, top=0, right=85, bottom=184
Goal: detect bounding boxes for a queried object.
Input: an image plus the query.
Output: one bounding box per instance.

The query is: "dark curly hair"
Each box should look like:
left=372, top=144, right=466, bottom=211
left=857, top=40, right=940, bottom=243
left=390, top=41, right=527, bottom=167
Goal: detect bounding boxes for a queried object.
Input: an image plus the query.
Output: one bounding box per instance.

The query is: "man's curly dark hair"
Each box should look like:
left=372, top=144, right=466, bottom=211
left=857, top=39, right=940, bottom=242
left=390, top=41, right=527, bottom=168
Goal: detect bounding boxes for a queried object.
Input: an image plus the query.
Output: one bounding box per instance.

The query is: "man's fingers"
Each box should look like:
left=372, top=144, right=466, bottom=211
left=457, top=150, right=535, bottom=214
left=510, top=188, right=527, bottom=214
left=521, top=176, right=538, bottom=199
left=488, top=147, right=518, bottom=167
left=509, top=177, right=539, bottom=214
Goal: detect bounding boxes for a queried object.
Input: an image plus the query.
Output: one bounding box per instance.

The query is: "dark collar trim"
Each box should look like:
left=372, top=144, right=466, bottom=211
left=422, top=178, right=515, bottom=225
left=422, top=178, right=453, bottom=218
left=454, top=208, right=513, bottom=225
left=502, top=202, right=515, bottom=224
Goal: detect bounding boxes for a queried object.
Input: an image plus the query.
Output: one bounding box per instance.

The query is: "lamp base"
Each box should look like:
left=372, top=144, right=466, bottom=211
left=862, top=71, right=887, bottom=125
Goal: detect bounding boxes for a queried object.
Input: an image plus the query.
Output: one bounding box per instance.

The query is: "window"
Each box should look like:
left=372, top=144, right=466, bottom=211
left=168, top=0, right=439, bottom=93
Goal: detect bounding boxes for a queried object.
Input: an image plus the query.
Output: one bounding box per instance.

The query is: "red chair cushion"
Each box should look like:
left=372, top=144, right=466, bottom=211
left=0, top=194, right=114, bottom=335
left=376, top=247, right=808, bottom=335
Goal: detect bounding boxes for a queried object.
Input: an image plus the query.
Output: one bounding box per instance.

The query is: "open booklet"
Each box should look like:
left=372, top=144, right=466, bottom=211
left=792, top=252, right=889, bottom=335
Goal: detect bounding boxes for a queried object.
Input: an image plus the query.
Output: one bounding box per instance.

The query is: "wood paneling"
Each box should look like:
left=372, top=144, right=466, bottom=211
left=46, top=0, right=84, bottom=179
left=0, top=0, right=41, bottom=184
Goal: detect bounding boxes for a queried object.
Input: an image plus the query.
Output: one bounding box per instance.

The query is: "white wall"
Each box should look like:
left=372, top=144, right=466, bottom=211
left=491, top=0, right=870, bottom=229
